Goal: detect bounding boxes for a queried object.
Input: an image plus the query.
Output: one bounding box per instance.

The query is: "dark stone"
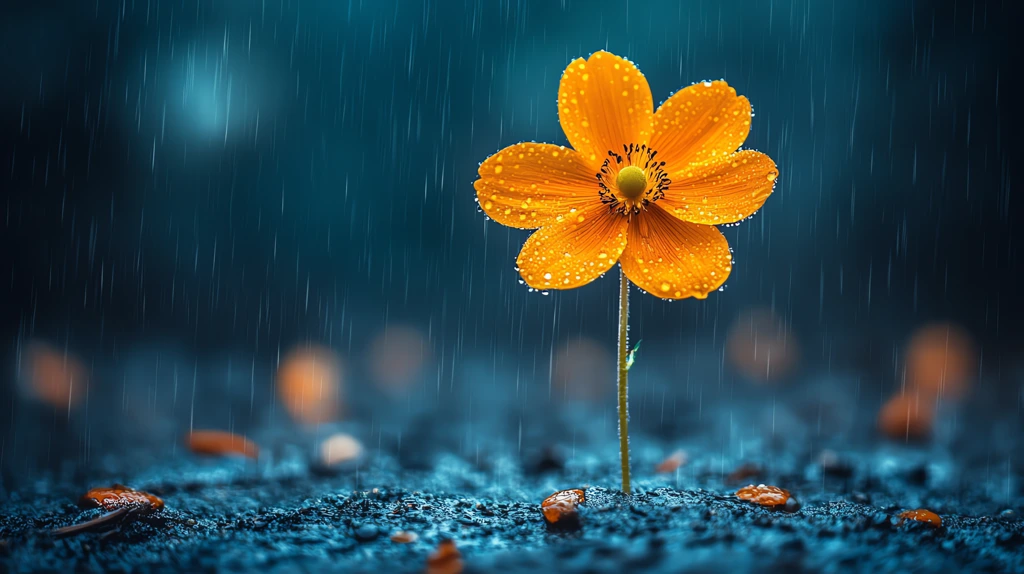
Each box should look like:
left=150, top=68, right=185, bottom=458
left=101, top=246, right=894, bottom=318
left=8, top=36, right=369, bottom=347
left=822, top=460, right=855, bottom=479
left=870, top=512, right=893, bottom=530
left=906, top=465, right=929, bottom=485
left=781, top=538, right=805, bottom=553
left=527, top=446, right=565, bottom=474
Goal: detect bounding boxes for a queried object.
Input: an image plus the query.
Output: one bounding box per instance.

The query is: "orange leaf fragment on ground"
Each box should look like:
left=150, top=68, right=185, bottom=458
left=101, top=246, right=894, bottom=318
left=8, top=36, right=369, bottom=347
left=186, top=430, right=260, bottom=459
left=79, top=484, right=164, bottom=512
left=541, top=488, right=586, bottom=525
left=736, top=484, right=790, bottom=507
left=655, top=450, right=688, bottom=474
left=426, top=539, right=463, bottom=574
left=898, top=509, right=942, bottom=527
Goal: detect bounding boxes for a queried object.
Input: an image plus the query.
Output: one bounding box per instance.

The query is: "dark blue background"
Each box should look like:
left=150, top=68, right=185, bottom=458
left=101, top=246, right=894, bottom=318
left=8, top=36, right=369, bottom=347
left=0, top=0, right=1019, bottom=478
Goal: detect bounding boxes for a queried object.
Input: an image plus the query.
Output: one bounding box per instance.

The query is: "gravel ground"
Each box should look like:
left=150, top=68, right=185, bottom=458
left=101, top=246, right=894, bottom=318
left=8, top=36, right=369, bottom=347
left=2, top=427, right=1022, bottom=573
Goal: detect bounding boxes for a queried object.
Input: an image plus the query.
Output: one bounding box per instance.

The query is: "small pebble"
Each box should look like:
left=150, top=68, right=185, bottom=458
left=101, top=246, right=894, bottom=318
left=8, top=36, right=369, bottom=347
left=320, top=433, right=364, bottom=467
left=781, top=538, right=805, bottom=552
left=996, top=531, right=1024, bottom=547
left=354, top=524, right=379, bottom=542
left=871, top=512, right=893, bottom=530
left=390, top=531, right=418, bottom=543
left=528, top=446, right=565, bottom=474
left=906, top=465, right=929, bottom=485
left=851, top=492, right=870, bottom=505
left=819, top=450, right=854, bottom=478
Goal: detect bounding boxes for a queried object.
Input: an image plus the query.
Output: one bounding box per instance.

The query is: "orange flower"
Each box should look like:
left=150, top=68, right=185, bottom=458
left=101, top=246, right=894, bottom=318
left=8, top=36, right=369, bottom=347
left=475, top=51, right=778, bottom=299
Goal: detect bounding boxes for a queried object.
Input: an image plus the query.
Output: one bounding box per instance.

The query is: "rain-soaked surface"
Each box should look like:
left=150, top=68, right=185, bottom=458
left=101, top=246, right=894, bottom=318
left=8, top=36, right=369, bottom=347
left=1, top=0, right=1021, bottom=572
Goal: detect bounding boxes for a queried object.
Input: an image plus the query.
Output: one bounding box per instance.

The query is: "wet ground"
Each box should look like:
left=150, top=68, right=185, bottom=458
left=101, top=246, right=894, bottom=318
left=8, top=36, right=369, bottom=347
left=2, top=425, right=1022, bottom=573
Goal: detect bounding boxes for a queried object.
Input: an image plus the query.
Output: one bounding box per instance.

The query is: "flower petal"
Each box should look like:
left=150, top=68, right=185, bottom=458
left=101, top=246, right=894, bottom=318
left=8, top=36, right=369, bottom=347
left=659, top=150, right=778, bottom=225
left=475, top=143, right=599, bottom=229
left=558, top=51, right=654, bottom=165
left=650, top=80, right=751, bottom=169
left=516, top=205, right=628, bottom=291
left=620, top=204, right=732, bottom=300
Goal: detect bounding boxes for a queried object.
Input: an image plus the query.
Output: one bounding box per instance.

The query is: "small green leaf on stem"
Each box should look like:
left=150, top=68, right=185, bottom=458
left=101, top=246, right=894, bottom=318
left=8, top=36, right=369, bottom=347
left=625, top=339, right=642, bottom=371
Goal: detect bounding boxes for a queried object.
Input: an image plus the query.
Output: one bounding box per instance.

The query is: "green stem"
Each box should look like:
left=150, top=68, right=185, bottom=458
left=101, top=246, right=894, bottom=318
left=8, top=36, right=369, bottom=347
left=617, top=265, right=631, bottom=494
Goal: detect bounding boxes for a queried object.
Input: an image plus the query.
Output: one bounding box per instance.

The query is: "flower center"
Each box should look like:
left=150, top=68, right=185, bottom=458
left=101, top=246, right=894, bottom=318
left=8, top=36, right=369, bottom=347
left=596, top=143, right=671, bottom=215
left=615, top=166, right=647, bottom=200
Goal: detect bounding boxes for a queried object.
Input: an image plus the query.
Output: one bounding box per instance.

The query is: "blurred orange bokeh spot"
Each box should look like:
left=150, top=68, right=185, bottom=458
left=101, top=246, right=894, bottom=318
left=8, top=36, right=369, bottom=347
left=726, top=308, right=800, bottom=383
left=878, top=322, right=976, bottom=442
left=905, top=322, right=976, bottom=400
left=655, top=450, right=688, bottom=474
left=553, top=338, right=614, bottom=401
left=186, top=430, right=260, bottom=459
left=277, top=346, right=342, bottom=425
left=369, top=326, right=429, bottom=395
left=878, top=392, right=934, bottom=440
left=20, top=342, right=88, bottom=409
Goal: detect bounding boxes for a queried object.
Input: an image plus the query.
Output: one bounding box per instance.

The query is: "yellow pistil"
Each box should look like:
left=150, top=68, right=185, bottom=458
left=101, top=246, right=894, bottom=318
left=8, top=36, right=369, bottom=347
left=615, top=165, right=647, bottom=200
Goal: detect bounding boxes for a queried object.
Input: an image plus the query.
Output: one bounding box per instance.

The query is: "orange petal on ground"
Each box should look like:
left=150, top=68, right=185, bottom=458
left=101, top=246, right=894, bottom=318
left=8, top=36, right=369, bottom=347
left=619, top=204, right=732, bottom=299
left=736, top=484, right=790, bottom=507
left=650, top=80, right=752, bottom=169
left=659, top=150, right=778, bottom=225
left=475, top=143, right=599, bottom=229
left=558, top=51, right=654, bottom=165
left=541, top=489, right=586, bottom=524
left=898, top=509, right=942, bottom=527
left=516, top=205, right=627, bottom=291
left=186, top=430, right=260, bottom=459
left=79, top=485, right=164, bottom=512
left=426, top=540, right=464, bottom=574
